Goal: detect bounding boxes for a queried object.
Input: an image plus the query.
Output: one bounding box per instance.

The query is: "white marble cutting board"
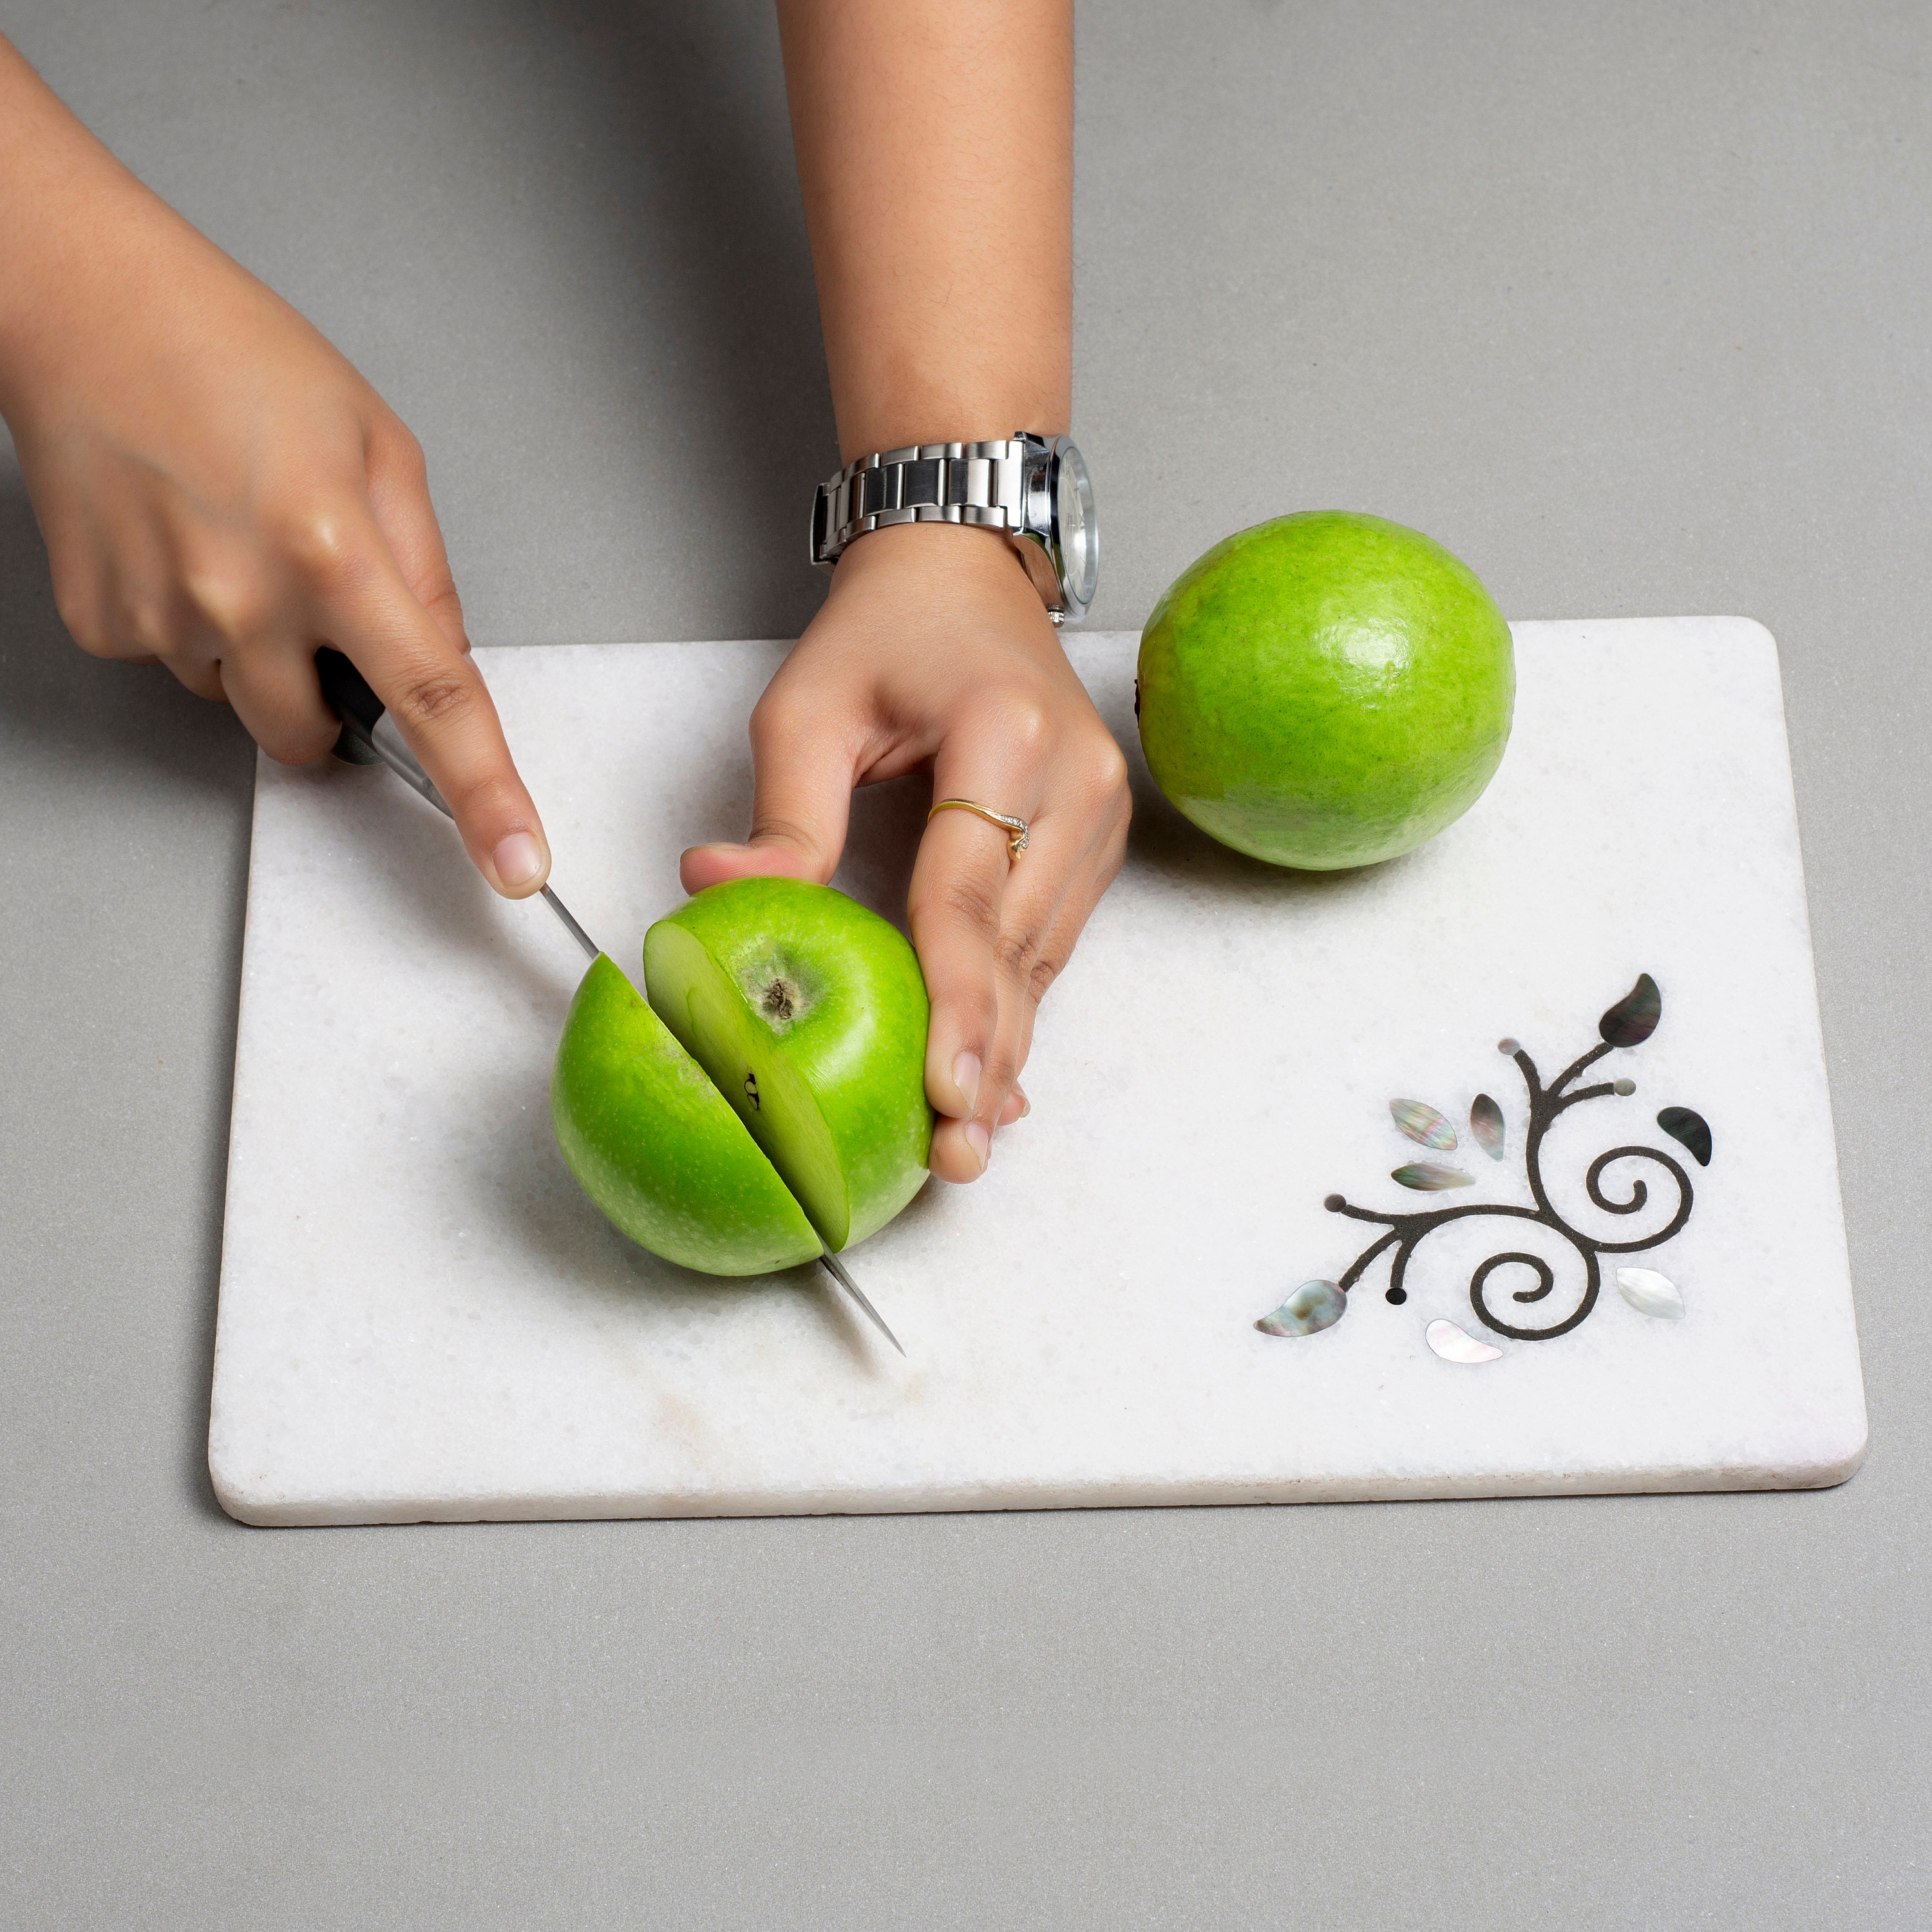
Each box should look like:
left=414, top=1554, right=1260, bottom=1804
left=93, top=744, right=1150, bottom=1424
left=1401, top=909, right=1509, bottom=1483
left=208, top=618, right=1865, bottom=1524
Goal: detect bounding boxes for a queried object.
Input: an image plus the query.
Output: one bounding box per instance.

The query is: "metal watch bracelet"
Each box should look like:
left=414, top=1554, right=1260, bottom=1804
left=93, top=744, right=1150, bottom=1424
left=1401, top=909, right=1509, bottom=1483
left=810, top=439, right=1031, bottom=570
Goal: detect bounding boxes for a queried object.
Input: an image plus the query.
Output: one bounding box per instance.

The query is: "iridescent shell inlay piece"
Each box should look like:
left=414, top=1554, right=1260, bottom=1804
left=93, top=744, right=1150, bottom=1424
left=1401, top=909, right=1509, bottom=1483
left=1390, top=1099, right=1457, bottom=1150
left=1656, top=1105, right=1712, bottom=1166
left=1613, top=1078, right=1636, bottom=1097
left=1256, top=1279, right=1347, bottom=1338
left=1616, top=1266, right=1686, bottom=1320
left=1426, top=1318, right=1503, bottom=1363
left=1497, top=1036, right=1521, bottom=1056
left=1392, top=1162, right=1473, bottom=1191
left=1470, top=1094, right=1506, bottom=1160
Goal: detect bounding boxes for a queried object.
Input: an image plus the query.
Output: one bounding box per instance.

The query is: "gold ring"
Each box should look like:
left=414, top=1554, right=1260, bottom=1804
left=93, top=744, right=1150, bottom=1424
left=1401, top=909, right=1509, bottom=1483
left=928, top=798, right=1030, bottom=860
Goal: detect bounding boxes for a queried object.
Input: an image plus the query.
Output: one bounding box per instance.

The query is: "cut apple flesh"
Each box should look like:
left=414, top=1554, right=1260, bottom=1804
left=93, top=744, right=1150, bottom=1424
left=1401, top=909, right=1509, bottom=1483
left=643, top=920, right=853, bottom=1250
left=550, top=956, right=821, bottom=1275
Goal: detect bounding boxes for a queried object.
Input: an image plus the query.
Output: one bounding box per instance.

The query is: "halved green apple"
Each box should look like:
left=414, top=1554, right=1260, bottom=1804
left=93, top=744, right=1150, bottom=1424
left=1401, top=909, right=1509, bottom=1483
left=643, top=878, right=932, bottom=1252
left=551, top=954, right=822, bottom=1274
left=550, top=880, right=933, bottom=1276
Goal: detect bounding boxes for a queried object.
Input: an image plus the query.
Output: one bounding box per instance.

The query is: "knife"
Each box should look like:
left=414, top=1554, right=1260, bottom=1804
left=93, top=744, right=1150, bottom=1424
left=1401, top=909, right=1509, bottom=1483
left=313, top=647, right=904, bottom=1357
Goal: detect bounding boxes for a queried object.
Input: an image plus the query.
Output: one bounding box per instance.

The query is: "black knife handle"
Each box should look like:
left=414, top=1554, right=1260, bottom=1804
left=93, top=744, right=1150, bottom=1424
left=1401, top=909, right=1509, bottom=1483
left=316, top=646, right=386, bottom=765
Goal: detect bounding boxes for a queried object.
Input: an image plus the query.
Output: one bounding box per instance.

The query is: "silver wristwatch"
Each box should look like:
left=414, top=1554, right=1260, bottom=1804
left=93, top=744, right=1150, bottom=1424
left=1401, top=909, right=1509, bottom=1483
left=810, top=431, right=1097, bottom=625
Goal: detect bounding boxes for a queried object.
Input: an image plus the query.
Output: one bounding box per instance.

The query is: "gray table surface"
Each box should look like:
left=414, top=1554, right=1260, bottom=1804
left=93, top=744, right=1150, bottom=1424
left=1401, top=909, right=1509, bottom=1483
left=3, top=3, right=1927, bottom=1926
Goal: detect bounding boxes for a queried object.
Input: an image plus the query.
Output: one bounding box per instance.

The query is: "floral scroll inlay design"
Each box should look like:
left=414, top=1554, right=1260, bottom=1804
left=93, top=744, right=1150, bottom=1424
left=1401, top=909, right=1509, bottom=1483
left=1256, top=973, right=1712, bottom=1358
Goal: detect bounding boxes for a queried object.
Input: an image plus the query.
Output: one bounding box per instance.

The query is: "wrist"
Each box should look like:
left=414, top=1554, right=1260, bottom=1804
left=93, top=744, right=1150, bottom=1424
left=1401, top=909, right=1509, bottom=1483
left=826, top=520, right=1068, bottom=651
left=829, top=517, right=1038, bottom=601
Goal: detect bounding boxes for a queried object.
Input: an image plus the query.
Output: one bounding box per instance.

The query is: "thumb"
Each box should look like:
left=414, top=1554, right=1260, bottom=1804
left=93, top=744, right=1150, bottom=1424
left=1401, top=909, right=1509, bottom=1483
left=680, top=698, right=857, bottom=893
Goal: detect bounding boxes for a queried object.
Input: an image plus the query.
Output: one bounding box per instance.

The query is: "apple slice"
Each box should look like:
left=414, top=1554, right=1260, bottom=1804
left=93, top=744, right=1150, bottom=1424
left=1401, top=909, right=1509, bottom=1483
left=551, top=954, right=822, bottom=1276
left=643, top=878, right=931, bottom=1253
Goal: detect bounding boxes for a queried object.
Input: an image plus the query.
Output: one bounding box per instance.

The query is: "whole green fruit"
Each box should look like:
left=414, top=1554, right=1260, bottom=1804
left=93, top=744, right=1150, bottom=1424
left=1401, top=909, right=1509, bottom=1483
left=1135, top=511, right=1514, bottom=869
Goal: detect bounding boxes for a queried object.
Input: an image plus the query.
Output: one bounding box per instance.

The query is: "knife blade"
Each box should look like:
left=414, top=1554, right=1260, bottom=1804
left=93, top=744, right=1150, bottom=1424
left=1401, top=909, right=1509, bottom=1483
left=818, top=1245, right=905, bottom=1356
left=312, top=647, right=903, bottom=1354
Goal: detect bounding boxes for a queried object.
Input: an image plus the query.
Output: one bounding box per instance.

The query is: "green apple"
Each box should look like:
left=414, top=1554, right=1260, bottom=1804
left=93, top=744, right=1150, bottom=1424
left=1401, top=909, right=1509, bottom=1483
left=551, top=954, right=822, bottom=1276
left=1136, top=511, right=1514, bottom=869
left=549, top=878, right=933, bottom=1276
left=643, top=877, right=932, bottom=1253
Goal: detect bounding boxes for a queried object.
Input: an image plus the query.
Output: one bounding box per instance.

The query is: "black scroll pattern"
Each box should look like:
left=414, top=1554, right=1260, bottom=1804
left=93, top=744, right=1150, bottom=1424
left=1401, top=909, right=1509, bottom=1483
left=1324, top=974, right=1702, bottom=1341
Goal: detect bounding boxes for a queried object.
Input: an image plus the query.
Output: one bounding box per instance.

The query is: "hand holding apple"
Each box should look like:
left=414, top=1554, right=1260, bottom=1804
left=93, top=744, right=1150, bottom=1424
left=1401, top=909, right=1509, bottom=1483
left=679, top=520, right=1132, bottom=1178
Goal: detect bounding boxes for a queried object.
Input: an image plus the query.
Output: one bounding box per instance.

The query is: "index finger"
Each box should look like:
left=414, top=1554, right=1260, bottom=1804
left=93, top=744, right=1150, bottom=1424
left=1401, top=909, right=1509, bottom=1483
left=310, top=506, right=551, bottom=897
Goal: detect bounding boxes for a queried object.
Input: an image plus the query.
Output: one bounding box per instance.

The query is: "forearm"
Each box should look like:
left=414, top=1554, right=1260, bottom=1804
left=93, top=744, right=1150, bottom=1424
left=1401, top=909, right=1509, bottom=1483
left=0, top=35, right=205, bottom=422
left=0, top=32, right=552, bottom=895
left=775, top=0, right=1072, bottom=460
left=0, top=42, right=126, bottom=393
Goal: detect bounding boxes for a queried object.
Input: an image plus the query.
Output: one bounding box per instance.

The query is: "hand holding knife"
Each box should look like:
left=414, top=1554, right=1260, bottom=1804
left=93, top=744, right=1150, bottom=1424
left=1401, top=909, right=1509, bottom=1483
left=313, top=647, right=904, bottom=1356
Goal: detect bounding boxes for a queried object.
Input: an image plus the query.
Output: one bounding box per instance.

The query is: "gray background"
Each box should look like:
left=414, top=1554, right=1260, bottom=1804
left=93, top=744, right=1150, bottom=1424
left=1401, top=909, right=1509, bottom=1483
left=3, top=1, right=1926, bottom=1924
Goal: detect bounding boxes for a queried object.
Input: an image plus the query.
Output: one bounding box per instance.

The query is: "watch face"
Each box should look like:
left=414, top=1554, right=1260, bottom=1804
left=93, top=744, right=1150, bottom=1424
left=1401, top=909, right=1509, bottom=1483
left=1053, top=442, right=1099, bottom=614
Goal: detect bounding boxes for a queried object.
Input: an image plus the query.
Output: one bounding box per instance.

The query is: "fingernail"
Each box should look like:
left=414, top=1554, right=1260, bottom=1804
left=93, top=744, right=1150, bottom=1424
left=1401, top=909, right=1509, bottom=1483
left=965, top=1121, right=991, bottom=1171
left=952, top=1052, right=981, bottom=1113
left=493, top=831, right=545, bottom=889
left=1018, top=1090, right=1032, bottom=1119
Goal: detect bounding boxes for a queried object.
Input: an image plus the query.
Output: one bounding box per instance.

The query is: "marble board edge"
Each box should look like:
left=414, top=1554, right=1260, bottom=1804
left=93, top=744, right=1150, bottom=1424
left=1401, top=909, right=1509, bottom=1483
left=218, top=1450, right=1866, bottom=1528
